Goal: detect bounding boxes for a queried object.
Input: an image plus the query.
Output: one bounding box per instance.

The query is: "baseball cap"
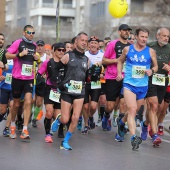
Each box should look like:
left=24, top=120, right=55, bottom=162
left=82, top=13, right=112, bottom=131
left=36, top=40, right=45, bottom=46
left=88, top=36, right=99, bottom=43
left=118, top=24, right=132, bottom=31
left=44, top=44, right=52, bottom=50
left=53, top=42, right=65, bottom=51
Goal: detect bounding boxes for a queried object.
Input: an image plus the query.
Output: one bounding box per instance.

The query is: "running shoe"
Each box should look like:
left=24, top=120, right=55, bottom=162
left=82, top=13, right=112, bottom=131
left=140, top=121, right=148, bottom=141
left=117, top=118, right=125, bottom=137
left=115, top=133, right=124, bottom=142
left=60, top=141, right=72, bottom=150
left=157, top=126, right=164, bottom=136
left=45, top=134, right=53, bottom=143
left=107, top=119, right=112, bottom=131
left=3, top=128, right=10, bottom=137
left=32, top=119, right=37, bottom=128
left=51, top=114, right=61, bottom=132
left=152, top=134, right=161, bottom=146
left=89, top=117, right=95, bottom=129
left=82, top=126, right=89, bottom=134
left=77, top=118, right=83, bottom=130
left=36, top=110, right=43, bottom=121
left=102, top=115, right=108, bottom=130
left=20, top=130, right=30, bottom=139
left=131, top=136, right=142, bottom=150
left=9, top=126, right=17, bottom=139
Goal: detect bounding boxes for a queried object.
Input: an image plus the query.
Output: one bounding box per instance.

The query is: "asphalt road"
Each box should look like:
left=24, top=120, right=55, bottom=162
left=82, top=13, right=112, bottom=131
left=0, top=112, right=170, bottom=170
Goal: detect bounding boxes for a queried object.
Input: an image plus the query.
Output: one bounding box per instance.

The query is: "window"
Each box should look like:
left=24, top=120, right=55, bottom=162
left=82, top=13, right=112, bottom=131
left=63, top=0, right=72, bottom=8
left=17, top=0, right=27, bottom=16
left=42, top=0, right=53, bottom=7
left=42, top=16, right=56, bottom=26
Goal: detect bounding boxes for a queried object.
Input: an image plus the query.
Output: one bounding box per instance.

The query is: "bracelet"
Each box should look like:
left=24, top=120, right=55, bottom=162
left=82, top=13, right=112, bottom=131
left=37, top=59, right=41, bottom=64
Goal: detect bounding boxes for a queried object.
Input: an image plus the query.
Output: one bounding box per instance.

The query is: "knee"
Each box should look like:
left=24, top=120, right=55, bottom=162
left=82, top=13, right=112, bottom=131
left=150, top=102, right=158, bottom=113
left=45, top=111, right=53, bottom=119
left=61, top=116, right=69, bottom=124
left=90, top=104, right=97, bottom=112
left=127, top=107, right=137, bottom=117
left=83, top=105, right=89, bottom=113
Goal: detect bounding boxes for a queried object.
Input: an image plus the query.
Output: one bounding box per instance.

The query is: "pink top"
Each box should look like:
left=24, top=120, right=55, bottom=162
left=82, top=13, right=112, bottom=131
left=7, top=39, right=36, bottom=80
left=38, top=59, right=51, bottom=86
left=104, top=39, right=119, bottom=79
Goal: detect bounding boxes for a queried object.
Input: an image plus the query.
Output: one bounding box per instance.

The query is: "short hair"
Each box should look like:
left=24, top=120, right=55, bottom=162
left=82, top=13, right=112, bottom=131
left=135, top=27, right=149, bottom=36
left=0, top=33, right=5, bottom=38
left=76, top=32, right=88, bottom=39
left=64, top=41, right=71, bottom=46
left=104, top=37, right=111, bottom=41
left=99, top=40, right=104, bottom=43
left=23, top=25, right=34, bottom=31
left=71, top=37, right=76, bottom=44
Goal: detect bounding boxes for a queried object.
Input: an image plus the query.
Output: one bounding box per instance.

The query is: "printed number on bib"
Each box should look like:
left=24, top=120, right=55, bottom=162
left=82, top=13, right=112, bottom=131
left=152, top=74, right=165, bottom=86
left=5, top=73, right=12, bottom=84
left=91, top=81, right=101, bottom=89
left=68, top=80, right=82, bottom=94
left=49, top=90, right=60, bottom=103
left=21, top=64, right=33, bottom=76
left=132, top=66, right=146, bottom=78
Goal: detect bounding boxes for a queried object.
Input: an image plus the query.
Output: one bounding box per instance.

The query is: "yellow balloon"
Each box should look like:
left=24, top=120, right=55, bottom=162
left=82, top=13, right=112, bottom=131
left=108, top=0, right=128, bottom=18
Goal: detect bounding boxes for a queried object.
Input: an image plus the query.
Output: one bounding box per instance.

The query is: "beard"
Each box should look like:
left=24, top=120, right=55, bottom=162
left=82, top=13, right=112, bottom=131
left=158, top=39, right=168, bottom=46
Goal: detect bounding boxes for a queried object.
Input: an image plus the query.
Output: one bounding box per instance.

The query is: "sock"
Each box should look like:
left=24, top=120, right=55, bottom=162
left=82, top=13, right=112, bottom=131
left=119, top=113, right=124, bottom=119
left=104, top=111, right=110, bottom=118
left=23, top=126, right=27, bottom=130
left=100, top=106, right=105, bottom=120
left=131, top=134, right=136, bottom=141
left=158, top=123, right=163, bottom=126
left=64, top=131, right=72, bottom=143
left=5, top=126, right=9, bottom=130
left=44, top=117, right=51, bottom=135
left=33, top=106, right=41, bottom=119
left=114, top=110, right=118, bottom=117
left=119, top=119, right=125, bottom=126
left=89, top=116, right=94, bottom=122
left=79, top=116, right=82, bottom=121
left=11, top=121, right=15, bottom=126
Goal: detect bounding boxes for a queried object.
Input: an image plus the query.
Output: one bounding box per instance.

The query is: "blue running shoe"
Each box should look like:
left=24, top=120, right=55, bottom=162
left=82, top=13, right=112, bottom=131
left=60, top=141, right=72, bottom=150
left=152, top=134, right=161, bottom=147
left=3, top=128, right=10, bottom=137
left=51, top=114, right=61, bottom=132
left=140, top=121, right=148, bottom=141
left=115, top=133, right=124, bottom=142
left=102, top=115, right=108, bottom=131
left=77, top=118, right=82, bottom=130
left=117, top=118, right=125, bottom=137
left=131, top=135, right=142, bottom=150
left=107, top=119, right=112, bottom=131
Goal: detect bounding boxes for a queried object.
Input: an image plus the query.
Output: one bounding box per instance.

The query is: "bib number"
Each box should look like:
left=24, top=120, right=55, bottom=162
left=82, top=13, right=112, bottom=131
left=21, top=64, right=33, bottom=76
left=5, top=73, right=12, bottom=84
left=132, top=66, right=146, bottom=78
left=91, top=81, right=101, bottom=89
left=49, top=90, right=60, bottom=103
left=152, top=74, right=165, bottom=86
left=68, top=80, right=82, bottom=94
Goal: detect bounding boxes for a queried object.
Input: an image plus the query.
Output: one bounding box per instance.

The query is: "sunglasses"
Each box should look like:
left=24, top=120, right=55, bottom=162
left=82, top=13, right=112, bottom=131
left=57, top=48, right=66, bottom=52
left=25, top=31, right=35, bottom=35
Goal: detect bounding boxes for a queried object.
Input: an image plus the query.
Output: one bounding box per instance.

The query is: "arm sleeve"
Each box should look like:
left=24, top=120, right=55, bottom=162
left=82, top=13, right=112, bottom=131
left=38, top=60, right=49, bottom=75
left=2, top=50, right=7, bottom=64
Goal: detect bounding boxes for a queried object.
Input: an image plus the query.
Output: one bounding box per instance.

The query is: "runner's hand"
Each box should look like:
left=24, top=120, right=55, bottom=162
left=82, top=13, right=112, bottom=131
left=0, top=61, right=4, bottom=68
left=162, top=63, right=170, bottom=72
left=0, top=75, right=5, bottom=81
left=145, top=69, right=152, bottom=76
left=116, top=74, right=123, bottom=81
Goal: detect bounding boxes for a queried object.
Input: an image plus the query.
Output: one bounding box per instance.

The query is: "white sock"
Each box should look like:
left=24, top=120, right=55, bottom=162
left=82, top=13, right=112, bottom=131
left=158, top=123, right=163, bottom=127
left=23, top=126, right=27, bottom=130
left=11, top=121, right=16, bottom=127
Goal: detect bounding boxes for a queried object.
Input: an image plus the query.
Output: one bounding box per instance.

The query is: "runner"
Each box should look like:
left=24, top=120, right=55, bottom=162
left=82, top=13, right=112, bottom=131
left=116, top=27, right=158, bottom=149
left=141, top=28, right=170, bottom=146
left=51, top=32, right=89, bottom=150
left=6, top=25, right=41, bottom=139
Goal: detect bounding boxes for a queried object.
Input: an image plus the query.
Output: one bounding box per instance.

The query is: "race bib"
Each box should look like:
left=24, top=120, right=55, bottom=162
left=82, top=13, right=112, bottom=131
left=91, top=81, right=101, bottom=89
left=21, top=64, right=33, bottom=76
left=49, top=90, right=60, bottom=103
left=152, top=74, right=165, bottom=86
left=5, top=73, right=12, bottom=84
left=132, top=66, right=146, bottom=78
left=68, top=80, right=82, bottom=94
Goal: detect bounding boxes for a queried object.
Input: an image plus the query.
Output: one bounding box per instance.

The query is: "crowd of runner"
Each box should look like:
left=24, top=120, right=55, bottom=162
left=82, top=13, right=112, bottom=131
left=0, top=24, right=170, bottom=150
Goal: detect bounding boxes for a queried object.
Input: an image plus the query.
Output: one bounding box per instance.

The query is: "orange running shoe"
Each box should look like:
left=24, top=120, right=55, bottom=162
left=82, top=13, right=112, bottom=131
left=9, top=126, right=17, bottom=139
left=36, top=110, right=43, bottom=121
left=20, top=129, right=30, bottom=139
